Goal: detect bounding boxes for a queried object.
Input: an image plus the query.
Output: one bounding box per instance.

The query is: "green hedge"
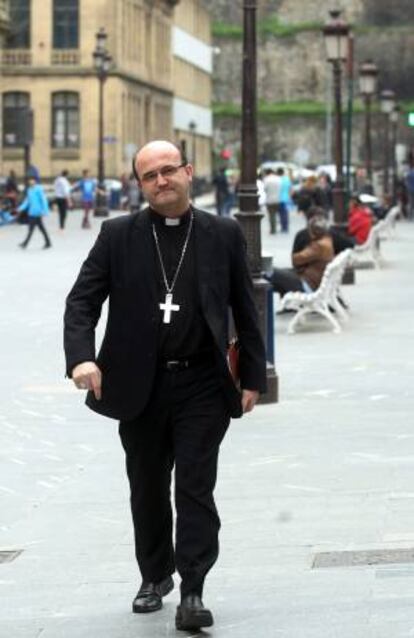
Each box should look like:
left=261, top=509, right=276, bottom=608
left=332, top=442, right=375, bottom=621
left=213, top=19, right=414, bottom=40
left=212, top=99, right=403, bottom=118
left=213, top=101, right=328, bottom=117
left=212, top=18, right=322, bottom=39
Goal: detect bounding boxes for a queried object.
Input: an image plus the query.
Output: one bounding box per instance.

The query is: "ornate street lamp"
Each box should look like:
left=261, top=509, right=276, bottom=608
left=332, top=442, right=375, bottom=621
left=93, top=28, right=112, bottom=217
left=390, top=104, right=401, bottom=204
left=234, top=0, right=278, bottom=403
left=322, top=9, right=350, bottom=223
left=358, top=60, right=378, bottom=186
left=380, top=89, right=396, bottom=197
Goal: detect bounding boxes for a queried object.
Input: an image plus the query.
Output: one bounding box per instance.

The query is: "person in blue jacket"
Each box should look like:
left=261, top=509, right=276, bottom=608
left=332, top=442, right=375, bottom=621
left=18, top=177, right=52, bottom=249
left=72, top=169, right=97, bottom=229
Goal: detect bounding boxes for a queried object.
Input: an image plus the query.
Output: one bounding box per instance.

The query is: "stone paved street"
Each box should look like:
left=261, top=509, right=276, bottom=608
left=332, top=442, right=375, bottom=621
left=1, top=204, right=414, bottom=637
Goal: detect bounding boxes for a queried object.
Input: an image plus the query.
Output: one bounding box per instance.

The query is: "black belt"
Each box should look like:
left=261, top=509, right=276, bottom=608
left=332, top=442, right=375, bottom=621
left=160, top=351, right=215, bottom=371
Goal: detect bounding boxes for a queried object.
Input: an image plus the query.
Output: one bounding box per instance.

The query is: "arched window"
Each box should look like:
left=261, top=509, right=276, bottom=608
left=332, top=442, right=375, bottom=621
left=53, top=0, right=79, bottom=49
left=6, top=0, right=31, bottom=49
left=2, top=92, right=30, bottom=147
left=52, top=92, right=80, bottom=148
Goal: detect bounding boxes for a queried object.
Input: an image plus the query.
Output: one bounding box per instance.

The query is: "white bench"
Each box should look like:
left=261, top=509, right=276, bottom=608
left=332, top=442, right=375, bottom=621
left=352, top=220, right=385, bottom=269
left=278, top=248, right=353, bottom=335
left=379, top=204, right=400, bottom=239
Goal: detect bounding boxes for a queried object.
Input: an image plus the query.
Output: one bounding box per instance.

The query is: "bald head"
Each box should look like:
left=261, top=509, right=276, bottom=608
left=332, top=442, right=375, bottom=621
left=133, top=139, right=193, bottom=216
left=135, top=140, right=182, bottom=172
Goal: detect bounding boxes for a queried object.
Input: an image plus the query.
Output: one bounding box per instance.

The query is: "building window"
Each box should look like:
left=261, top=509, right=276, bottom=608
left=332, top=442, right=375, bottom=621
left=53, top=0, right=79, bottom=49
left=52, top=92, right=80, bottom=148
left=2, top=92, right=30, bottom=147
left=6, top=0, right=31, bottom=49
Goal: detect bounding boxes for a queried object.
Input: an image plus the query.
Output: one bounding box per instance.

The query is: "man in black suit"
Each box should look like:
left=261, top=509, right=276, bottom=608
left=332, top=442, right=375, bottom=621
left=64, top=140, right=266, bottom=631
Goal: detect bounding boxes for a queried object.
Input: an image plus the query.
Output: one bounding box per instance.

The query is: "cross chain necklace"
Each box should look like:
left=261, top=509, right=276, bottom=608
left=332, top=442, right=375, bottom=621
left=152, top=211, right=194, bottom=323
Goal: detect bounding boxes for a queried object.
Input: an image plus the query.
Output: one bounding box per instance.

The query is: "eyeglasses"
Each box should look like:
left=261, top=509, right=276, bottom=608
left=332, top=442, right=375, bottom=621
left=140, top=162, right=187, bottom=184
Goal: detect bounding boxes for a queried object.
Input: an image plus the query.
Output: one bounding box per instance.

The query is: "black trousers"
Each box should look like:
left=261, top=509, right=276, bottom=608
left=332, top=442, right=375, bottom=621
left=21, top=217, right=51, bottom=247
left=56, top=198, right=68, bottom=229
left=119, top=360, right=230, bottom=597
left=268, top=267, right=304, bottom=297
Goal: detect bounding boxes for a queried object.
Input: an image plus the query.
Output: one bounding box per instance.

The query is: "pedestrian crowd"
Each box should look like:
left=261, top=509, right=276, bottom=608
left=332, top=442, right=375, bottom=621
left=0, top=167, right=145, bottom=248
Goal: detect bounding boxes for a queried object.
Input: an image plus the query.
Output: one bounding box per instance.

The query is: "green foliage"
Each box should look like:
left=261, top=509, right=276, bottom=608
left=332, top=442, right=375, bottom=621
left=401, top=101, right=414, bottom=113
left=214, top=101, right=328, bottom=118
left=213, top=100, right=373, bottom=119
left=212, top=23, right=243, bottom=38
left=259, top=16, right=322, bottom=37
left=212, top=17, right=322, bottom=39
left=212, top=19, right=414, bottom=40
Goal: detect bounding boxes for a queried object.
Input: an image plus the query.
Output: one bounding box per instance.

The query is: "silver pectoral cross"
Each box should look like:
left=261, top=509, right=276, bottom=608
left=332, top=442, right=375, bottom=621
left=159, top=293, right=180, bottom=324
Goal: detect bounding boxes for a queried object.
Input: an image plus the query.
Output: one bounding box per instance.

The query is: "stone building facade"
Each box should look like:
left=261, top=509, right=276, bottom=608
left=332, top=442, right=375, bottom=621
left=0, top=0, right=213, bottom=180
left=172, top=0, right=212, bottom=177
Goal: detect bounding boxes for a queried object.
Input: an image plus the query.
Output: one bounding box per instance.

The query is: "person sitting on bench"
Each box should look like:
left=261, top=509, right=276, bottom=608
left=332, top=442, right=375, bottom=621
left=267, top=215, right=334, bottom=298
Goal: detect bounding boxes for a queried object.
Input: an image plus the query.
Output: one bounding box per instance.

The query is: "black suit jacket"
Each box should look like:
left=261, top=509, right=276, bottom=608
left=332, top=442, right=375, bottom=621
left=64, top=207, right=267, bottom=421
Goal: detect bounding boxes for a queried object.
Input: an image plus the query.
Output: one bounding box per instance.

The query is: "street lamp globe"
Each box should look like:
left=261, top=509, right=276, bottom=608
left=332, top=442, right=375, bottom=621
left=93, top=50, right=103, bottom=70
left=380, top=90, right=396, bottom=114
left=322, top=9, right=350, bottom=63
left=95, top=28, right=107, bottom=53
left=103, top=53, right=112, bottom=73
left=359, top=60, right=378, bottom=97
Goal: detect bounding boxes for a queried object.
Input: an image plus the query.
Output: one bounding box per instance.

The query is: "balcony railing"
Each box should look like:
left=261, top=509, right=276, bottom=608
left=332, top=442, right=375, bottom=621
left=51, top=50, right=80, bottom=66
left=2, top=50, right=32, bottom=66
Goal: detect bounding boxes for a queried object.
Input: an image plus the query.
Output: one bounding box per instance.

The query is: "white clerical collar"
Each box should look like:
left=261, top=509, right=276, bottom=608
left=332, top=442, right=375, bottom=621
left=165, top=217, right=180, bottom=226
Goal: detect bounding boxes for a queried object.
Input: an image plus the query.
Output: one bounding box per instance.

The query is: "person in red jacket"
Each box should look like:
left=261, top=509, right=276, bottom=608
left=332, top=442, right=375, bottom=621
left=348, top=194, right=373, bottom=244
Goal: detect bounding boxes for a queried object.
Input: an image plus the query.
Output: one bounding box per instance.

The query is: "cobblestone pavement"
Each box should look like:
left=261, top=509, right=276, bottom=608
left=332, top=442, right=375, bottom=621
left=1, top=205, right=414, bottom=637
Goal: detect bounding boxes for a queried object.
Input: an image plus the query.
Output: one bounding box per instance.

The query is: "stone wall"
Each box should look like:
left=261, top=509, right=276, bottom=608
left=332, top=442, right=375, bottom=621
left=205, top=0, right=414, bottom=25
left=214, top=112, right=414, bottom=168
left=204, top=0, right=363, bottom=24
left=277, top=0, right=364, bottom=24
left=363, top=0, right=414, bottom=24
left=214, top=27, right=414, bottom=105
left=214, top=32, right=328, bottom=105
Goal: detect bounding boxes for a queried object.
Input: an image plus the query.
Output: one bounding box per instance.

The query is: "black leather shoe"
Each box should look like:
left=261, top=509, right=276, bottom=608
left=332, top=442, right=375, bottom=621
left=175, top=594, right=214, bottom=630
left=132, top=575, right=174, bottom=613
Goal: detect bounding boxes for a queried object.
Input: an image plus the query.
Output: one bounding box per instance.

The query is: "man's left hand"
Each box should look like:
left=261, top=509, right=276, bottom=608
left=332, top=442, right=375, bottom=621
left=241, top=389, right=260, bottom=413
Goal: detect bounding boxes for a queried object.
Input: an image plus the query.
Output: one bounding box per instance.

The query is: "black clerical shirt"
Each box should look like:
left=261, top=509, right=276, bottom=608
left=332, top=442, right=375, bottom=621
left=150, top=208, right=213, bottom=360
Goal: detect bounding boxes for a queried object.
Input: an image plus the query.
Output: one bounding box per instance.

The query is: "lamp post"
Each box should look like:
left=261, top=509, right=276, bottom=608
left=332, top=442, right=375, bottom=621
left=390, top=104, right=401, bottom=204
left=188, top=120, right=197, bottom=168
left=188, top=120, right=197, bottom=198
left=380, top=89, right=396, bottom=197
left=234, top=0, right=278, bottom=403
left=322, top=9, right=350, bottom=223
left=358, top=60, right=378, bottom=186
left=345, top=33, right=354, bottom=202
left=93, top=28, right=112, bottom=217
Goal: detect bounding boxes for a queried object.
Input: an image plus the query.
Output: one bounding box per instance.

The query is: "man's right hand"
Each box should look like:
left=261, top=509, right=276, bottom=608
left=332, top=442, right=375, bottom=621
left=72, top=362, right=102, bottom=400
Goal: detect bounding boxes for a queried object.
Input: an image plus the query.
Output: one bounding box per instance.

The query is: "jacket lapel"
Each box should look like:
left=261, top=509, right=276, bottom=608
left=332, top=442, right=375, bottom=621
left=132, top=208, right=157, bottom=307
left=194, top=207, right=213, bottom=311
